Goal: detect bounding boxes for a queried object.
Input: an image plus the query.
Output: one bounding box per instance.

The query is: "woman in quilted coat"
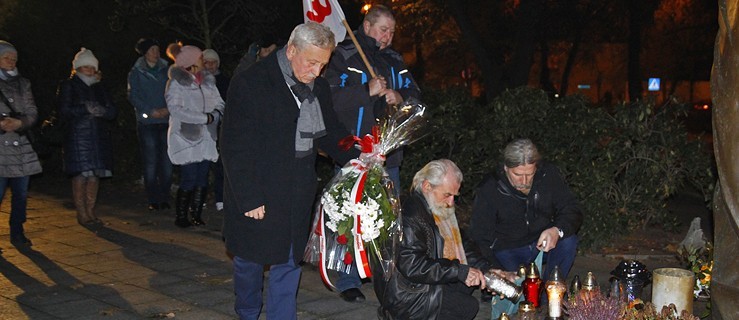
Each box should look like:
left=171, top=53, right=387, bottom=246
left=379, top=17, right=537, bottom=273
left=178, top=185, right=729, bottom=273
left=58, top=48, right=118, bottom=224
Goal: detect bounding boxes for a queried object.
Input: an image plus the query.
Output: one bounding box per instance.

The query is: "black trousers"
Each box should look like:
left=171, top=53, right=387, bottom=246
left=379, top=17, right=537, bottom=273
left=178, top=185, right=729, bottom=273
left=438, top=282, right=479, bottom=320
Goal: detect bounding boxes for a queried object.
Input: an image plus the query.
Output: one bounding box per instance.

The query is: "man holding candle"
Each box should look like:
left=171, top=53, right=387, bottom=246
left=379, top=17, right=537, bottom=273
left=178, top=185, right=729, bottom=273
left=470, top=138, right=583, bottom=301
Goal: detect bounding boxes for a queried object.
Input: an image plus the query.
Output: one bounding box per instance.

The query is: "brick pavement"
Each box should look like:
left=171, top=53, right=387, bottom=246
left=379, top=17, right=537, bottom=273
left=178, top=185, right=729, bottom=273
left=0, top=176, right=707, bottom=319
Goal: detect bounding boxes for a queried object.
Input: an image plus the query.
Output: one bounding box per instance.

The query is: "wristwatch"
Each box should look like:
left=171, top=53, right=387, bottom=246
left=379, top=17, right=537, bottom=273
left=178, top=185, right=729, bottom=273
left=557, top=227, right=564, bottom=238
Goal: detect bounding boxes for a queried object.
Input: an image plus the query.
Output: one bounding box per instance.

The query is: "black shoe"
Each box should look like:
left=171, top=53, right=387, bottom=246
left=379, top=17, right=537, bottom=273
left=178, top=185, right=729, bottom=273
left=340, top=288, right=365, bottom=302
left=10, top=234, right=32, bottom=246
left=159, top=202, right=171, bottom=210
left=148, top=203, right=160, bottom=211
left=191, top=217, right=206, bottom=226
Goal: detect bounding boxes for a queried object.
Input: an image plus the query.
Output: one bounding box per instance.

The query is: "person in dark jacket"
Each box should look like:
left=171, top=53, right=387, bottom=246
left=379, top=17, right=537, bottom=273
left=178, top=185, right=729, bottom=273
left=58, top=48, right=118, bottom=224
left=323, top=4, right=421, bottom=302
left=233, top=36, right=280, bottom=77
left=127, top=38, right=172, bottom=211
left=375, top=159, right=510, bottom=320
left=470, top=138, right=583, bottom=288
left=0, top=40, right=43, bottom=246
left=221, top=22, right=359, bottom=320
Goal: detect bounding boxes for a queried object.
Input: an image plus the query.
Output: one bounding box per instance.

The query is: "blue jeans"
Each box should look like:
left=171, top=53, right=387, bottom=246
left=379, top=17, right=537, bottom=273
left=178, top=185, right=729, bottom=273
left=0, top=176, right=31, bottom=235
left=180, top=161, right=211, bottom=191
left=493, top=235, right=579, bottom=282
left=233, top=247, right=301, bottom=320
left=137, top=123, right=172, bottom=204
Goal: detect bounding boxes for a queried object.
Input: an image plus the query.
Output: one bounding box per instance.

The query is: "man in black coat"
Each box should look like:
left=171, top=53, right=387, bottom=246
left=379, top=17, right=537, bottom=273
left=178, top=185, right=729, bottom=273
left=323, top=3, right=421, bottom=302
left=221, top=22, right=358, bottom=320
left=470, top=138, right=583, bottom=289
left=375, top=159, right=510, bottom=320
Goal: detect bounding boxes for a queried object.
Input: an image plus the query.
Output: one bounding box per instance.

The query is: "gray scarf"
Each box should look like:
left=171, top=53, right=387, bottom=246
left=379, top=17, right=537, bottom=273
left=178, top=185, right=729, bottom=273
left=277, top=47, right=327, bottom=158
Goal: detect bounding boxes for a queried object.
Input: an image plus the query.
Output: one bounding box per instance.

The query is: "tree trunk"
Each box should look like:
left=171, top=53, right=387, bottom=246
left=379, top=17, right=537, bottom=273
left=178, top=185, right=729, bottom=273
left=412, top=37, right=426, bottom=84
left=709, top=1, right=739, bottom=318
left=508, top=0, right=544, bottom=88
left=446, top=0, right=502, bottom=102
left=538, top=40, right=557, bottom=94
left=627, top=0, right=643, bottom=102
left=560, top=31, right=582, bottom=98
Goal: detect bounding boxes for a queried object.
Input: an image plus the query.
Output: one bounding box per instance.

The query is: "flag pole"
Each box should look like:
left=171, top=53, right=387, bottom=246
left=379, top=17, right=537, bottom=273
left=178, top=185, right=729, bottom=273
left=340, top=19, right=377, bottom=79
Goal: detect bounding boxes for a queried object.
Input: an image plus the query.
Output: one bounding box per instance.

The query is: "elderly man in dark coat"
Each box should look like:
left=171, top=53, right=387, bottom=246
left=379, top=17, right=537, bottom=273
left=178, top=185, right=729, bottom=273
left=221, top=22, right=358, bottom=320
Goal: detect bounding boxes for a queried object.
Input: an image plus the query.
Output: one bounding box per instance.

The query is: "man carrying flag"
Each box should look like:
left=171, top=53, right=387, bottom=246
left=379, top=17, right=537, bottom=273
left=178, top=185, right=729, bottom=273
left=322, top=4, right=421, bottom=303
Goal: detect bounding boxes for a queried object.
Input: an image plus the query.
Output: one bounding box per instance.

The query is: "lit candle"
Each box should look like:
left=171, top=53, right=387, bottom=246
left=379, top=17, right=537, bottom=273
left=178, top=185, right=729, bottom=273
left=546, top=265, right=567, bottom=319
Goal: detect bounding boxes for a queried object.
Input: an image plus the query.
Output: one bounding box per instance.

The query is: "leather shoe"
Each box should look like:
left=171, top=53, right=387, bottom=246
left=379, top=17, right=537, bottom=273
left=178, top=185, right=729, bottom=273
left=340, top=288, right=366, bottom=302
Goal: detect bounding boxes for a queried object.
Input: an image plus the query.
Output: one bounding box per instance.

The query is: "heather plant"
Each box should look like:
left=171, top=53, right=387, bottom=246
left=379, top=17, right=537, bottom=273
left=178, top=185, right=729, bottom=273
left=564, top=289, right=624, bottom=320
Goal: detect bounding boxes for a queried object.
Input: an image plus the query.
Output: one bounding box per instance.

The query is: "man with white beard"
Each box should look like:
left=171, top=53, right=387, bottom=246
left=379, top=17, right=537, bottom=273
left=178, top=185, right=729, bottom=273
left=374, top=159, right=513, bottom=320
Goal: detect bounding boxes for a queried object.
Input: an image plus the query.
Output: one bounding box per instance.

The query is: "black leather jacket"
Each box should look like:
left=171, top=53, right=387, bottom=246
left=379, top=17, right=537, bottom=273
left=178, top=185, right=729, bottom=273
left=374, top=192, right=491, bottom=319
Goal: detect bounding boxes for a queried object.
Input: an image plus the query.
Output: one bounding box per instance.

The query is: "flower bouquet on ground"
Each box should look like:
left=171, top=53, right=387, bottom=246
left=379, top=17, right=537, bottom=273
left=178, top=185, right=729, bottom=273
left=304, top=98, right=427, bottom=290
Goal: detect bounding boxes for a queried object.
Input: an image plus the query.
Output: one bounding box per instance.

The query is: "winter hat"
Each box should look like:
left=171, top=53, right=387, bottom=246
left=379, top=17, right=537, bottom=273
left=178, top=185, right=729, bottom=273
left=202, top=49, right=220, bottom=64
left=166, top=43, right=202, bottom=68
left=135, top=38, right=159, bottom=55
left=0, top=40, right=17, bottom=56
left=72, top=48, right=99, bottom=70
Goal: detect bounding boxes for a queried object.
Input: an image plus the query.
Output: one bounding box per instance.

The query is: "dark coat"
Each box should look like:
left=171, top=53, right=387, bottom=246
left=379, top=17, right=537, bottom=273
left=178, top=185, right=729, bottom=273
left=469, top=162, right=583, bottom=268
left=323, top=28, right=420, bottom=168
left=127, top=56, right=169, bottom=125
left=58, top=75, right=117, bottom=176
left=375, top=192, right=491, bottom=320
left=221, top=51, right=358, bottom=265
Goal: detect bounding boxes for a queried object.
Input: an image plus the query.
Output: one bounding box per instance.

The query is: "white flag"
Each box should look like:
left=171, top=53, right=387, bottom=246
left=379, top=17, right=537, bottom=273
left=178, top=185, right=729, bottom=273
left=303, top=0, right=347, bottom=45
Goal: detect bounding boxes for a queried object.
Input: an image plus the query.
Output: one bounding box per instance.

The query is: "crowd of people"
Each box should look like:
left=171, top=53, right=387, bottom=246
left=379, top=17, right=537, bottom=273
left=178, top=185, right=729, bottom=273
left=0, top=5, right=584, bottom=320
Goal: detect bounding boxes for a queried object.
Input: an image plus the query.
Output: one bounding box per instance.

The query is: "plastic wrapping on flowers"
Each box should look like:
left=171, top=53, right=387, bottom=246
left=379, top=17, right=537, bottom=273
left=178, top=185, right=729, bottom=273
left=304, top=98, right=428, bottom=290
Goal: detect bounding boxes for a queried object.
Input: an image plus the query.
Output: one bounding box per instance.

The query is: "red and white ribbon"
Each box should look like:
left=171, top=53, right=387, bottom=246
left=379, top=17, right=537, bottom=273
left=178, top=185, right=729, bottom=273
left=314, top=204, right=336, bottom=289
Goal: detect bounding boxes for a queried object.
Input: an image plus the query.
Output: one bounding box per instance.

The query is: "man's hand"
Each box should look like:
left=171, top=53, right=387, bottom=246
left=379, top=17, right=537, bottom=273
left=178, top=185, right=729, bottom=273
left=368, top=76, right=387, bottom=96
left=465, top=267, right=486, bottom=288
left=537, top=227, right=560, bottom=252
left=244, top=205, right=266, bottom=220
left=381, top=89, right=403, bottom=106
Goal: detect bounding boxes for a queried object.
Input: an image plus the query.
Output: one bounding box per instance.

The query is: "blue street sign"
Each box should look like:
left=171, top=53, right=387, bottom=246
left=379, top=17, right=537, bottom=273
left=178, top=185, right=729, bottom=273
left=648, top=78, right=660, bottom=91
